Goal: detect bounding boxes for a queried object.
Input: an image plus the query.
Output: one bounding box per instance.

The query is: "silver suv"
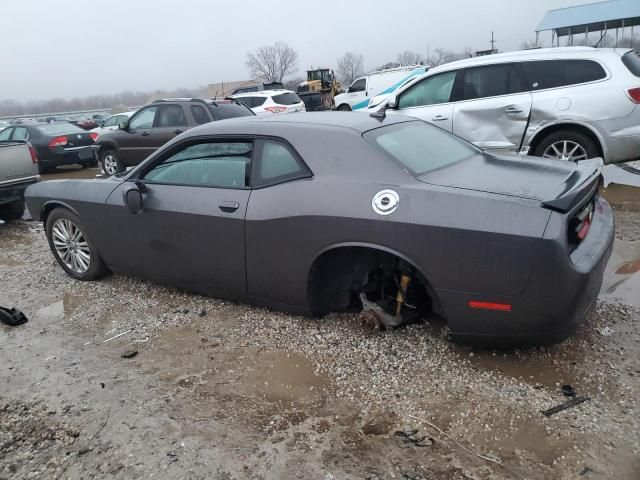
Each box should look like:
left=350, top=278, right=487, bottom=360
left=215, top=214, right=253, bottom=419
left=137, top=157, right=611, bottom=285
left=374, top=47, right=640, bottom=164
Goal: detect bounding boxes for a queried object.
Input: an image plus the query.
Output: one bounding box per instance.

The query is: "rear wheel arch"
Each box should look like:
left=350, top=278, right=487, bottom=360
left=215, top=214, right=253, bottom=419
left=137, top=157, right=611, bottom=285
left=307, top=243, right=439, bottom=317
left=529, top=123, right=604, bottom=160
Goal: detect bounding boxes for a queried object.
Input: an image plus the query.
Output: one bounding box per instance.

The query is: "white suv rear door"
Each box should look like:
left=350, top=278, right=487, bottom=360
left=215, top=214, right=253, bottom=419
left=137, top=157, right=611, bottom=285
left=452, top=63, right=532, bottom=151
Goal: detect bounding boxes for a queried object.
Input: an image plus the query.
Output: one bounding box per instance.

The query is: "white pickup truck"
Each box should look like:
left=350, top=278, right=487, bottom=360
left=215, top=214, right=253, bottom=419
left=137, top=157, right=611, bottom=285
left=0, top=140, right=39, bottom=221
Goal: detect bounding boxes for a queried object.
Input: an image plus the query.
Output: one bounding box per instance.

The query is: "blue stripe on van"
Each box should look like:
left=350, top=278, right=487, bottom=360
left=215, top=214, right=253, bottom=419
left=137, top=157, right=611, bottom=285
left=351, top=67, right=427, bottom=110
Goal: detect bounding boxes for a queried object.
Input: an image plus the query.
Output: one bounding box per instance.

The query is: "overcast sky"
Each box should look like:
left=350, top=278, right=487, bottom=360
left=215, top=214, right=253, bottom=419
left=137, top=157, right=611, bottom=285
left=1, top=0, right=589, bottom=101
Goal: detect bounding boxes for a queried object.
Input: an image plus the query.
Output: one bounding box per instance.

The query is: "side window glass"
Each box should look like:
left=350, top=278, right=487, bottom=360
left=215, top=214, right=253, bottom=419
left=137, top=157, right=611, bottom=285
left=143, top=142, right=253, bottom=188
left=0, top=128, right=12, bottom=141
left=157, top=105, right=187, bottom=128
left=190, top=105, right=211, bottom=125
left=129, top=107, right=157, bottom=130
left=349, top=78, right=366, bottom=93
left=462, top=63, right=527, bottom=100
left=13, top=127, right=28, bottom=140
left=254, top=140, right=309, bottom=186
left=398, top=71, right=457, bottom=108
left=103, top=116, right=118, bottom=127
left=520, top=60, right=607, bottom=90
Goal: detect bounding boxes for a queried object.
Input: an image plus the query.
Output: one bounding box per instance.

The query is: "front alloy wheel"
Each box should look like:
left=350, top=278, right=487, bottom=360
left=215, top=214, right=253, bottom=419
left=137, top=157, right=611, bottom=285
left=102, top=151, right=119, bottom=175
left=542, top=140, right=588, bottom=162
left=51, top=218, right=91, bottom=274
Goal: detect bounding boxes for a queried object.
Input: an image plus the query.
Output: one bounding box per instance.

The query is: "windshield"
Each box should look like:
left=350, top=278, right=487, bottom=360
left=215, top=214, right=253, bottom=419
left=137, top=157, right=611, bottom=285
left=35, top=123, right=84, bottom=135
left=363, top=121, right=477, bottom=175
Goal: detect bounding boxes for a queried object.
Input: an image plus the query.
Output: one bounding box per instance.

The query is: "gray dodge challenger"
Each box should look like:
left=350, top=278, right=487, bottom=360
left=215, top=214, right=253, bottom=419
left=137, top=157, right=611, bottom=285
left=24, top=112, right=614, bottom=345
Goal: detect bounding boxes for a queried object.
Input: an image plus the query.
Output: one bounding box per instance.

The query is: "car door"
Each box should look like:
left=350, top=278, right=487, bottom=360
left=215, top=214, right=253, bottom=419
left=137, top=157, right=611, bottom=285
left=345, top=77, right=367, bottom=109
left=102, top=139, right=253, bottom=299
left=452, top=63, right=532, bottom=151
left=118, top=106, right=158, bottom=165
left=389, top=70, right=459, bottom=132
left=152, top=104, right=189, bottom=147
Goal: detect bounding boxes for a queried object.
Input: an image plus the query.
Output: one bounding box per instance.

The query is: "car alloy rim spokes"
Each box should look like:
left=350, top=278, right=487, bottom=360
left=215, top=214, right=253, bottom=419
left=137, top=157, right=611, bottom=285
left=104, top=154, right=117, bottom=175
left=543, top=141, right=588, bottom=162
left=52, top=218, right=91, bottom=273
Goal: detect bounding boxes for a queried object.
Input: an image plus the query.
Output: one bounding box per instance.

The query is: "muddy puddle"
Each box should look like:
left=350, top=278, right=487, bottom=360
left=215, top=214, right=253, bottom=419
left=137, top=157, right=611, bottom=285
left=30, top=291, right=86, bottom=321
left=40, top=166, right=100, bottom=182
left=601, top=239, right=640, bottom=307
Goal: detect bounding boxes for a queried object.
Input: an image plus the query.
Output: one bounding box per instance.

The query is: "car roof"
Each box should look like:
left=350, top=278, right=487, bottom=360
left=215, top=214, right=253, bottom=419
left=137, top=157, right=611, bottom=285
left=427, top=46, right=629, bottom=74
left=231, top=89, right=294, bottom=98
left=189, top=111, right=412, bottom=136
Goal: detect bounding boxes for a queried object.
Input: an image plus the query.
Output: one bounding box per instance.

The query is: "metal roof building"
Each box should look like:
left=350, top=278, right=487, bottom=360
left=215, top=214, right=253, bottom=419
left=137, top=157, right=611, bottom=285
left=536, top=0, right=640, bottom=46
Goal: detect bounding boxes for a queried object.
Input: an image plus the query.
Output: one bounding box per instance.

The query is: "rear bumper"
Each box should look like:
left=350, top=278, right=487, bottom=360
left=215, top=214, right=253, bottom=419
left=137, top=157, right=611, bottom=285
left=440, top=195, right=614, bottom=346
left=0, top=177, right=39, bottom=205
left=39, top=147, right=95, bottom=167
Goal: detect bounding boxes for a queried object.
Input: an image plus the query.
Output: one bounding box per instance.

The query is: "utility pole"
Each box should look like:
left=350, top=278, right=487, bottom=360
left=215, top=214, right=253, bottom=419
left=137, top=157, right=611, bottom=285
left=490, top=31, right=496, bottom=52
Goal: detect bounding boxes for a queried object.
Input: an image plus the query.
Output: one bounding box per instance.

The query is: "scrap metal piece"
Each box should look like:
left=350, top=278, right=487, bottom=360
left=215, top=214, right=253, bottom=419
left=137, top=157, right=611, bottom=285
left=541, top=396, right=590, bottom=417
left=0, top=306, right=28, bottom=327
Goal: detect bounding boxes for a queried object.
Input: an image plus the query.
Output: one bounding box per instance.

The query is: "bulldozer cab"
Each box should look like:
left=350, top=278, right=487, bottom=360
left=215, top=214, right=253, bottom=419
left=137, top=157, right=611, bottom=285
left=307, top=69, right=332, bottom=88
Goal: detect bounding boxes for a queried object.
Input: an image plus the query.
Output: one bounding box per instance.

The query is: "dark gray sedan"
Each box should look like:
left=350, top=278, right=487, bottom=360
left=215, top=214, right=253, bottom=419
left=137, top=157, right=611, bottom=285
left=24, top=113, right=614, bottom=346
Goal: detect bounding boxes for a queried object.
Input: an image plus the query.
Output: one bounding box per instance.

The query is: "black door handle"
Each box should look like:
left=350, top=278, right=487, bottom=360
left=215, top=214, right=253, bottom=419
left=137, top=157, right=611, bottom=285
left=141, top=131, right=150, bottom=137
left=219, top=201, right=240, bottom=213
left=174, top=129, right=183, bottom=135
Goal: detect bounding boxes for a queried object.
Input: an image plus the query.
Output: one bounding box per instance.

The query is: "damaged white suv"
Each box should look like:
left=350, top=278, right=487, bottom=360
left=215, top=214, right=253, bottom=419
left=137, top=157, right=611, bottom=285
left=373, top=47, right=640, bottom=164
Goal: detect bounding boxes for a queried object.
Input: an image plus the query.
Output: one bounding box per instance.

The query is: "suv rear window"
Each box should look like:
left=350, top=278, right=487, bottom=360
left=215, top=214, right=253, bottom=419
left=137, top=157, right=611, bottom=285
left=272, top=92, right=302, bottom=105
left=622, top=50, right=640, bottom=77
left=209, top=102, right=255, bottom=121
left=520, top=59, right=607, bottom=90
left=237, top=97, right=267, bottom=108
left=363, top=121, right=476, bottom=175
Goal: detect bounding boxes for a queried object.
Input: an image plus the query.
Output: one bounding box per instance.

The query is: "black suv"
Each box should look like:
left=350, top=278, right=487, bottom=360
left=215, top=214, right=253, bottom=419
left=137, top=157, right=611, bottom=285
left=96, top=98, right=254, bottom=175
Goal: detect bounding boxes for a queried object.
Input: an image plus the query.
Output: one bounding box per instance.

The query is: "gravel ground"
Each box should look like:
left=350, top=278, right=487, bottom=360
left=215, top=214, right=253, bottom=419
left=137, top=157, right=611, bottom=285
left=1, top=181, right=640, bottom=478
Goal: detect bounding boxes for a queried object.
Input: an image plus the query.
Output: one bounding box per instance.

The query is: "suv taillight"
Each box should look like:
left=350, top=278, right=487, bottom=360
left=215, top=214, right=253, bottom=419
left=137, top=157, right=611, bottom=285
left=48, top=136, right=68, bottom=147
left=28, top=144, right=38, bottom=164
left=627, top=87, right=640, bottom=103
left=89, top=132, right=98, bottom=141
left=264, top=106, right=287, bottom=113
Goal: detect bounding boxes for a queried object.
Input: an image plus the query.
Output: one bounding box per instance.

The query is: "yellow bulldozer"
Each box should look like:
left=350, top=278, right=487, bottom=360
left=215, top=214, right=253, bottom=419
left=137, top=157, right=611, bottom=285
left=296, top=69, right=342, bottom=111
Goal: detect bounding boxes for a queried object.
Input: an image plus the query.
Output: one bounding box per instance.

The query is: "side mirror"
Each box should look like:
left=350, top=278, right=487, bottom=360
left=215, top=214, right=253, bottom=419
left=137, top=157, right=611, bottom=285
left=123, top=182, right=146, bottom=214
left=387, top=95, right=398, bottom=109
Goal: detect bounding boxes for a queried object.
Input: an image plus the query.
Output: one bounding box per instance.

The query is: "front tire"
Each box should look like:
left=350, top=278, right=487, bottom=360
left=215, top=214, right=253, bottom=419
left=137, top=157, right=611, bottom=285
left=100, top=149, right=122, bottom=176
left=337, top=104, right=351, bottom=112
left=45, top=208, right=108, bottom=280
left=532, top=130, right=599, bottom=162
left=0, top=199, right=25, bottom=222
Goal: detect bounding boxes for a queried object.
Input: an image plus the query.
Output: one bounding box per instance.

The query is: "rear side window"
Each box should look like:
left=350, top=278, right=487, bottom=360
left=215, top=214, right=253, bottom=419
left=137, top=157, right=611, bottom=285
left=622, top=50, right=640, bottom=77
left=190, top=105, right=211, bottom=125
left=462, top=63, right=527, bottom=100
left=364, top=121, right=476, bottom=175
left=12, top=127, right=28, bottom=140
left=253, top=140, right=310, bottom=187
left=520, top=60, right=607, bottom=90
left=157, top=105, right=187, bottom=127
left=237, top=97, right=267, bottom=108
left=209, top=102, right=255, bottom=121
left=272, top=92, right=302, bottom=105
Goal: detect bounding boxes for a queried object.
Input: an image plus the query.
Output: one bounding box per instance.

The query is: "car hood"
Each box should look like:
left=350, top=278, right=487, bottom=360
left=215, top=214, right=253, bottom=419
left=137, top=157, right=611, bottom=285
left=419, top=152, right=602, bottom=203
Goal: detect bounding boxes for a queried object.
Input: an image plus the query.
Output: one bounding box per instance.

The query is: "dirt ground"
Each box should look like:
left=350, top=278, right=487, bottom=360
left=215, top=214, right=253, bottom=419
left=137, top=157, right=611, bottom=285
left=1, top=165, right=639, bottom=480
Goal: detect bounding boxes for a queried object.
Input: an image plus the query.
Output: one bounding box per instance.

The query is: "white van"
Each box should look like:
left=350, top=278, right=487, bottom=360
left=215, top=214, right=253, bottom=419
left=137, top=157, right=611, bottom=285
left=334, top=65, right=427, bottom=111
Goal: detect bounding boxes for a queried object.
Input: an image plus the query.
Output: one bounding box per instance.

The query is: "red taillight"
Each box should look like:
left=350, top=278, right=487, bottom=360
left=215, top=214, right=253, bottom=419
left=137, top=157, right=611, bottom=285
left=48, top=136, right=68, bottom=148
left=89, top=132, right=98, bottom=141
left=264, top=106, right=287, bottom=113
left=576, top=217, right=591, bottom=240
left=28, top=145, right=38, bottom=164
left=468, top=301, right=512, bottom=311
left=627, top=87, right=640, bottom=103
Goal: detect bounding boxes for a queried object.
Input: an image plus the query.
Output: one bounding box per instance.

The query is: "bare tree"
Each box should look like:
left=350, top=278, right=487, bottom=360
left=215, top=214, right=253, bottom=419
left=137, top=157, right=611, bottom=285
left=337, top=52, right=365, bottom=85
left=428, top=48, right=454, bottom=66
left=520, top=39, right=540, bottom=50
left=396, top=50, right=425, bottom=65
left=246, top=42, right=299, bottom=83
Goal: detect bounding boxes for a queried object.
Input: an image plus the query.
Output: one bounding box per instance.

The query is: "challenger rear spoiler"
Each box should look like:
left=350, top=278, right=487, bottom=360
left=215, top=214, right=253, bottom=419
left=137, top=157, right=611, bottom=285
left=542, top=158, right=603, bottom=213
